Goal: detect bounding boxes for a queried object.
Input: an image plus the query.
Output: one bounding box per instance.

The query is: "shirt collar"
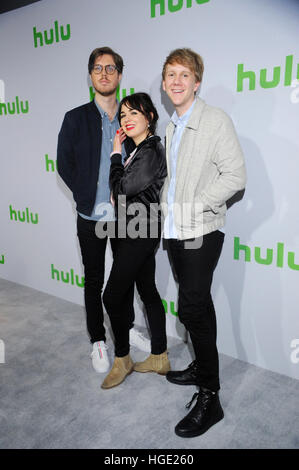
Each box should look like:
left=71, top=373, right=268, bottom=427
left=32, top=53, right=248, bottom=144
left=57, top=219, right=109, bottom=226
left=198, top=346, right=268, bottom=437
left=94, top=98, right=119, bottom=121
left=171, top=99, right=196, bottom=127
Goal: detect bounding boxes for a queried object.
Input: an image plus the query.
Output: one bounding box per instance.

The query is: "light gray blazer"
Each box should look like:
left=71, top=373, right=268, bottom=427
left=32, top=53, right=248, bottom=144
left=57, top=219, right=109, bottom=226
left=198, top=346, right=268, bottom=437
left=161, top=97, right=247, bottom=239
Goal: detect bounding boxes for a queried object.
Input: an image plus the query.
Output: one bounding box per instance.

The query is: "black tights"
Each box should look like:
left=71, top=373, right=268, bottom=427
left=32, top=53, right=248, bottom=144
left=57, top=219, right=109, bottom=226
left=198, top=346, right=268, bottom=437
left=103, top=235, right=166, bottom=357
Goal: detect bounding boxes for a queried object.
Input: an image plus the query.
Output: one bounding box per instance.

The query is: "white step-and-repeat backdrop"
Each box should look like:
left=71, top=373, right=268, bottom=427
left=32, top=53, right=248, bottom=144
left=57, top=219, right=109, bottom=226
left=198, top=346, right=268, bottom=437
left=1, top=0, right=299, bottom=380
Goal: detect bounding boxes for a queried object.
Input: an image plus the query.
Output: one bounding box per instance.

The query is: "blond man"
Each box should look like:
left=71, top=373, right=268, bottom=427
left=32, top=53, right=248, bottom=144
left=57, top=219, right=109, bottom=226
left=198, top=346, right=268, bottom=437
left=161, top=48, right=246, bottom=438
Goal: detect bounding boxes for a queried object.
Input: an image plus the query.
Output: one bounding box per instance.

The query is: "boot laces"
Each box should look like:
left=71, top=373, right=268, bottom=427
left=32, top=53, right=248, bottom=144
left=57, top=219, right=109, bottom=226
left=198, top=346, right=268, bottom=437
left=185, top=392, right=199, bottom=409
left=187, top=360, right=198, bottom=370
left=185, top=389, right=212, bottom=410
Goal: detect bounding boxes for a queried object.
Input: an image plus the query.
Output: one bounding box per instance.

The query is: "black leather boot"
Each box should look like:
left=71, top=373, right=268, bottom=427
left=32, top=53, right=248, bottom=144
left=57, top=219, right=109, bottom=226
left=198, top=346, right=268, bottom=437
left=175, top=388, right=224, bottom=438
left=166, top=360, right=199, bottom=385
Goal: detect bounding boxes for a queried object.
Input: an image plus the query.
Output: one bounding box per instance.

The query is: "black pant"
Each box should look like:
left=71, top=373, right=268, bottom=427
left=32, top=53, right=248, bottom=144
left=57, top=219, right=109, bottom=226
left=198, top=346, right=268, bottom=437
left=77, top=215, right=134, bottom=343
left=167, top=230, right=224, bottom=392
left=103, top=235, right=167, bottom=357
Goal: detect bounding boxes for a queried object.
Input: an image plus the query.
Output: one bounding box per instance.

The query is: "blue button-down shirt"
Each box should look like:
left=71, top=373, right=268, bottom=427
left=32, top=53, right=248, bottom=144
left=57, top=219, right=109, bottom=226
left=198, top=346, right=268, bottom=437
left=79, top=100, right=125, bottom=222
left=163, top=100, right=196, bottom=239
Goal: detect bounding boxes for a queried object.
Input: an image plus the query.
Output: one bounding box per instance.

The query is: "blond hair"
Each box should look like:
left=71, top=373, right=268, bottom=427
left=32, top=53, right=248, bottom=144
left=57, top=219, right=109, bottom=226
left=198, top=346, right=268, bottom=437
left=162, top=48, right=204, bottom=83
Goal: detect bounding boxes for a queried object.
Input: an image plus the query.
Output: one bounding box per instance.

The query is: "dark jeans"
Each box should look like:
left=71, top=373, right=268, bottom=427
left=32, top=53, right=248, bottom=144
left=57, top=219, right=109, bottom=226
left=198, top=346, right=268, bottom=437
left=167, top=230, right=224, bottom=392
left=103, top=234, right=166, bottom=357
left=77, top=214, right=134, bottom=343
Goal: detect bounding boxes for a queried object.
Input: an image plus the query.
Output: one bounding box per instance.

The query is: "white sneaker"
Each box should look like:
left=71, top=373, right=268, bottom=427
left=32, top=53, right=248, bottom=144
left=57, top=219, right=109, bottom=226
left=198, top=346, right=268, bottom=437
left=129, top=328, right=151, bottom=352
left=91, top=341, right=110, bottom=373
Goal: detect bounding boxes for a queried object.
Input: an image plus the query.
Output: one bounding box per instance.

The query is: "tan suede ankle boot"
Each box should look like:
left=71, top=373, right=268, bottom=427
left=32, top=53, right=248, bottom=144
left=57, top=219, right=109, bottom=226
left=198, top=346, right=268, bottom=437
left=101, top=354, right=134, bottom=389
left=133, top=351, right=170, bottom=375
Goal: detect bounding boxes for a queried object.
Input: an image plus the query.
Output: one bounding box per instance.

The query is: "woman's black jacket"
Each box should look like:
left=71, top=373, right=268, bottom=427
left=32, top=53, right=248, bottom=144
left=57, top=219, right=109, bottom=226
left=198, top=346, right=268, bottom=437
left=109, top=136, right=167, bottom=224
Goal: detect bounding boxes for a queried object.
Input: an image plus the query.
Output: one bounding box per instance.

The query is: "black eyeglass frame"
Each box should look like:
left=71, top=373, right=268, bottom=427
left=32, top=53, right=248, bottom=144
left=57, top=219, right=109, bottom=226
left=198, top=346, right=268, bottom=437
left=92, top=64, right=119, bottom=75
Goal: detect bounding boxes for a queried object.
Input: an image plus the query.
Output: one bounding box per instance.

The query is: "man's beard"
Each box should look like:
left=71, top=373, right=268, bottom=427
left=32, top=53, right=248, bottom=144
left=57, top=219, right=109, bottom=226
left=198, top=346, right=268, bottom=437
left=95, top=84, right=118, bottom=97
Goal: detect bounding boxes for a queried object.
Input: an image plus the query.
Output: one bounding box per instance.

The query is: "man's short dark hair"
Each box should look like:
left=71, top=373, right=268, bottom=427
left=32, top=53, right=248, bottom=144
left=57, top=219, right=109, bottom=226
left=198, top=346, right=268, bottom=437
left=88, top=47, right=124, bottom=74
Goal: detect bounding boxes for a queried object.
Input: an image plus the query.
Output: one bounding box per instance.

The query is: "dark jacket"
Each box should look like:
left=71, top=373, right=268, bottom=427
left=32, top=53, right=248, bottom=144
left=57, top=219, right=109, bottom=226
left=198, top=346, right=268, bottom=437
left=57, top=100, right=135, bottom=216
left=110, top=136, right=167, bottom=224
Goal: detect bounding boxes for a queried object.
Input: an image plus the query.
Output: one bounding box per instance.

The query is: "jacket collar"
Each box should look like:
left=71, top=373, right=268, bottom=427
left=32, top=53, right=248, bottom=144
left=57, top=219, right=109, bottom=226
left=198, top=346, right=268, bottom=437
left=124, top=135, right=160, bottom=163
left=88, top=99, right=102, bottom=118
left=167, top=96, right=206, bottom=132
left=185, top=97, right=206, bottom=130
left=135, top=135, right=160, bottom=151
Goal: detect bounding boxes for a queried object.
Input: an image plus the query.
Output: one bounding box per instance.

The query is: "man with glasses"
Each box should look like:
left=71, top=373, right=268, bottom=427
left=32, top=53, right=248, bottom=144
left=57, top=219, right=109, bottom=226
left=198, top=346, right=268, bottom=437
left=57, top=47, right=150, bottom=374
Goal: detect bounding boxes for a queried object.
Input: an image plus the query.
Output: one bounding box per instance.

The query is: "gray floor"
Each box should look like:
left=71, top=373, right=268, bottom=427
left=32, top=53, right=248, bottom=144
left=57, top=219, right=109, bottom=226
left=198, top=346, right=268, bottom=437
left=0, top=278, right=298, bottom=450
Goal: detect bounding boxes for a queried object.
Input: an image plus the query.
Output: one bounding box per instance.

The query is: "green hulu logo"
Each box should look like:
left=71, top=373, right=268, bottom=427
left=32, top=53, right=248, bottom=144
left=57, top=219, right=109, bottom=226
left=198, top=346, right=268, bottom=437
left=45, top=154, right=57, bottom=172
left=237, top=54, right=299, bottom=92
left=0, top=255, right=4, bottom=265
left=234, top=237, right=299, bottom=271
left=51, top=264, right=84, bottom=287
left=151, top=0, right=209, bottom=18
left=162, top=299, right=178, bottom=316
left=9, top=205, right=38, bottom=224
left=0, top=96, right=29, bottom=116
left=89, top=85, right=135, bottom=102
left=33, top=20, right=71, bottom=48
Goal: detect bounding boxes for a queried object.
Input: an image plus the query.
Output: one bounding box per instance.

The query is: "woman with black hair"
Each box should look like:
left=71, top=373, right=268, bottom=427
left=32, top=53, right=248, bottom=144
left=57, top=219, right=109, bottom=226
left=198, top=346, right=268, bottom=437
left=101, top=92, right=170, bottom=389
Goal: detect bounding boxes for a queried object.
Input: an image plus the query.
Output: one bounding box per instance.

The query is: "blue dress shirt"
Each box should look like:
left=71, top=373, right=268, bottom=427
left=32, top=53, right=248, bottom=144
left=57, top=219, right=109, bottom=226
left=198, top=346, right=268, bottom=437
left=79, top=100, right=124, bottom=222
left=163, top=100, right=196, bottom=239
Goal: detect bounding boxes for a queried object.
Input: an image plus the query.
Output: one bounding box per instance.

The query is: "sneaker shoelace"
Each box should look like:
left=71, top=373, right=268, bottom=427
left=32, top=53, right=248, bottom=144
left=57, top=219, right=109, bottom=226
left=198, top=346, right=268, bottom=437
left=91, top=342, right=108, bottom=358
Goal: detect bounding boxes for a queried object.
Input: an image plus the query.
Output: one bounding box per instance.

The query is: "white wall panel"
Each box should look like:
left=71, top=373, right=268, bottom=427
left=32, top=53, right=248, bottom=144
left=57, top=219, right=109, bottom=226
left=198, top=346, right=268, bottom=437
left=1, top=0, right=298, bottom=379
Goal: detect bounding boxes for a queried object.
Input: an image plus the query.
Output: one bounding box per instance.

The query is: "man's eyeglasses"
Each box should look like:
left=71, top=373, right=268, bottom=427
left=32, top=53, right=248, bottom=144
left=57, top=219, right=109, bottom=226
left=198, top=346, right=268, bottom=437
left=92, top=64, right=118, bottom=75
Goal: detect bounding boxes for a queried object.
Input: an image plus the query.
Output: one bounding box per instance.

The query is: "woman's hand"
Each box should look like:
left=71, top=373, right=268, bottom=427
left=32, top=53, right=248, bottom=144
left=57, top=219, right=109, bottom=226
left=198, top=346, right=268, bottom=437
left=113, top=127, right=127, bottom=154
left=110, top=192, right=115, bottom=207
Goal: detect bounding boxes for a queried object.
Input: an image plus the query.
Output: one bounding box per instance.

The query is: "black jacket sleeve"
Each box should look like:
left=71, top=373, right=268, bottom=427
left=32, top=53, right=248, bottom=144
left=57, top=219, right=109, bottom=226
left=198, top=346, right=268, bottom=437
left=57, top=112, right=76, bottom=191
